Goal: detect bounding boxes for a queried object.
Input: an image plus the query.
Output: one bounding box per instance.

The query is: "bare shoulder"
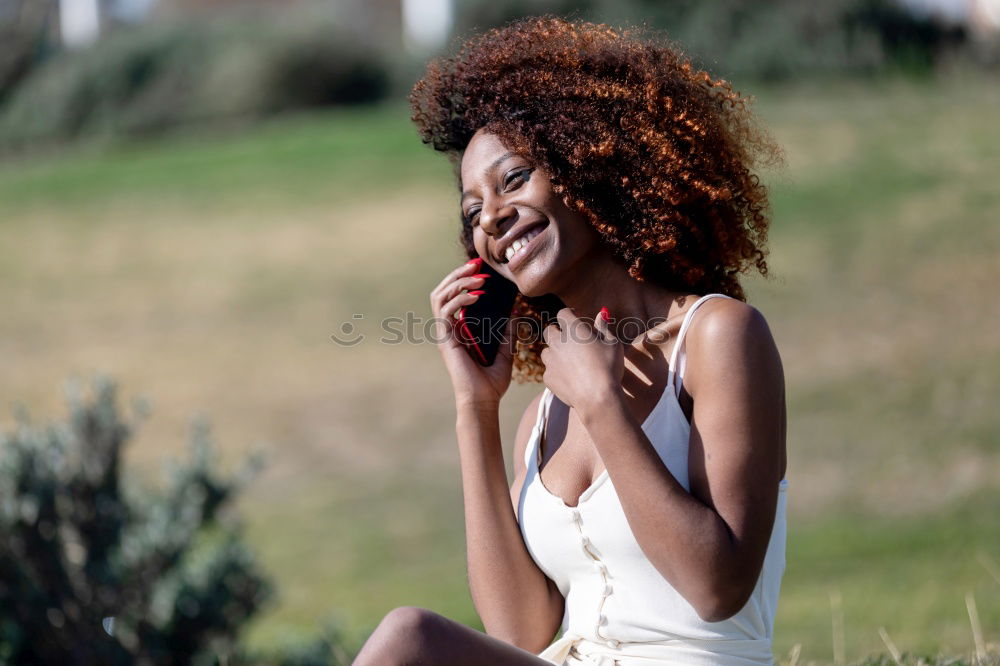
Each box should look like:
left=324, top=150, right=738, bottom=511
left=693, top=296, right=772, bottom=340
left=683, top=297, right=782, bottom=394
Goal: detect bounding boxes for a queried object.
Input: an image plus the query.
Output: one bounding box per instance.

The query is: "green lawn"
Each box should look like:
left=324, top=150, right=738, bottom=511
left=1, top=74, right=998, bottom=664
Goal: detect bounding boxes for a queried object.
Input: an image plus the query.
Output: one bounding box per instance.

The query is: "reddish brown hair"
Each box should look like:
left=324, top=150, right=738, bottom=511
left=410, top=16, right=782, bottom=383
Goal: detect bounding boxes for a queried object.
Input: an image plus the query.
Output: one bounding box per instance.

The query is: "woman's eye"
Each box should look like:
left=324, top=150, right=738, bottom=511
left=464, top=208, right=481, bottom=226
left=504, top=168, right=533, bottom=190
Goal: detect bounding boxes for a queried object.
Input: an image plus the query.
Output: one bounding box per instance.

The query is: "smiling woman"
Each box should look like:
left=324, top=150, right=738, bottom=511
left=351, top=16, right=788, bottom=666
left=458, top=129, right=607, bottom=296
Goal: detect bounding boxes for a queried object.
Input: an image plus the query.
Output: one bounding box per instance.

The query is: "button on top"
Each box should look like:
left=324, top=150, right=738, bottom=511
left=570, top=509, right=582, bottom=522
left=581, top=536, right=591, bottom=547
left=603, top=583, right=613, bottom=595
left=598, top=614, right=608, bottom=626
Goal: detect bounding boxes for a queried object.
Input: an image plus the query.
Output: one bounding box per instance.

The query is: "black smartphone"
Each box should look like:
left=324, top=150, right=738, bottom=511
left=456, top=260, right=517, bottom=366
left=457, top=260, right=564, bottom=366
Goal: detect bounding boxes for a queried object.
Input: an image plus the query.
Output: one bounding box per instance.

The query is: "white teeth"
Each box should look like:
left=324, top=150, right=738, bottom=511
left=503, top=226, right=544, bottom=263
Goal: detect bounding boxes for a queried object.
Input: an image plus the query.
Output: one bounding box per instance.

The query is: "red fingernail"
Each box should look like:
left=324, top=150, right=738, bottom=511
left=468, top=290, right=485, bottom=296
left=470, top=273, right=490, bottom=279
left=600, top=307, right=610, bottom=322
left=465, top=258, right=483, bottom=267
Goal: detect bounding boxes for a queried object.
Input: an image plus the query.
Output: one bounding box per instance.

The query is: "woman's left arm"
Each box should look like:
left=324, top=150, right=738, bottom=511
left=543, top=303, right=786, bottom=623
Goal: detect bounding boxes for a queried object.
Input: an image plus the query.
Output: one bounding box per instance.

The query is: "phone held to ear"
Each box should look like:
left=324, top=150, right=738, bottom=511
left=456, top=259, right=563, bottom=367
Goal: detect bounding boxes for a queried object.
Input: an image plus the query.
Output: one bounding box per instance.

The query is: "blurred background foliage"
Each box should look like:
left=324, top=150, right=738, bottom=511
left=1, top=0, right=999, bottom=664
left=0, top=375, right=356, bottom=664
left=0, top=4, right=392, bottom=152
left=0, top=0, right=998, bottom=152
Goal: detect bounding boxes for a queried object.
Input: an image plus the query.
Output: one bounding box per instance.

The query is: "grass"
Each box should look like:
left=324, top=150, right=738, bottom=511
left=0, top=102, right=449, bottom=213
left=774, top=489, right=1000, bottom=663
left=0, top=73, right=998, bottom=663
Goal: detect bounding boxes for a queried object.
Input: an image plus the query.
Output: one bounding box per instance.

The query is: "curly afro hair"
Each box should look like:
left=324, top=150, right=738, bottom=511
left=410, top=16, right=783, bottom=384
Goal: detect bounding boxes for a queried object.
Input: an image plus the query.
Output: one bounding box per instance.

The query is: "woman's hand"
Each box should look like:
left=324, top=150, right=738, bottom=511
left=541, top=307, right=625, bottom=413
left=430, top=258, right=517, bottom=408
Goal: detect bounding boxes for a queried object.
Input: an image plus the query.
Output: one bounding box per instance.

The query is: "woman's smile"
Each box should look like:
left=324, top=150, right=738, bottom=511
left=503, top=221, right=549, bottom=271
left=460, top=129, right=600, bottom=296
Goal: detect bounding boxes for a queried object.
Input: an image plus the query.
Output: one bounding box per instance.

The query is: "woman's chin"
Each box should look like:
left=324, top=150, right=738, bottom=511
left=511, top=259, right=559, bottom=298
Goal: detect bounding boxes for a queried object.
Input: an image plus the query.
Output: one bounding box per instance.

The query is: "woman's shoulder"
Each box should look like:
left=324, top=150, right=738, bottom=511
left=682, top=296, right=781, bottom=392
left=695, top=295, right=771, bottom=335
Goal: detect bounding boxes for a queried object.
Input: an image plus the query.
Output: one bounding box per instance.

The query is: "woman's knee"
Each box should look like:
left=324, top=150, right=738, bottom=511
left=382, top=605, right=440, bottom=639
left=356, top=606, right=443, bottom=664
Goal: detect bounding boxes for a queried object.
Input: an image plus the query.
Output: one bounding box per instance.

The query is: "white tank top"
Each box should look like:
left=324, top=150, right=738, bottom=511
left=515, top=293, right=789, bottom=666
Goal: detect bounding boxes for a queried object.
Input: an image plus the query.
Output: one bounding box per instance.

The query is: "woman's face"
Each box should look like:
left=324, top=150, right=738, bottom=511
left=459, top=128, right=601, bottom=297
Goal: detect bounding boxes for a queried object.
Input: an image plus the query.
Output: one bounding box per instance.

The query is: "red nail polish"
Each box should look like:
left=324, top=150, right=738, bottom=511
left=600, top=307, right=610, bottom=322
left=470, top=273, right=490, bottom=279
left=468, top=290, right=486, bottom=296
left=465, top=258, right=483, bottom=267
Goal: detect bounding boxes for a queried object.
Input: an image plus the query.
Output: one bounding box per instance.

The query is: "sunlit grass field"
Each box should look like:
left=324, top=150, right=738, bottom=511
left=1, top=73, right=998, bottom=664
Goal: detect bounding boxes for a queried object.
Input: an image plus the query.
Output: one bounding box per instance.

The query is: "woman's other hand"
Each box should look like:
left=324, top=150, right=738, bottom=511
left=430, top=258, right=517, bottom=409
left=541, top=307, right=624, bottom=412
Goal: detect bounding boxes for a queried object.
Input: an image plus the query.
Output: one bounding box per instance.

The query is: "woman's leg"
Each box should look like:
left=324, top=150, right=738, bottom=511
left=352, top=606, right=558, bottom=666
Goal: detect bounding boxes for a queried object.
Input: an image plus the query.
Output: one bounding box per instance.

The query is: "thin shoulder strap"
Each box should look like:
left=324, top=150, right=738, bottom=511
left=669, top=294, right=733, bottom=394
left=524, top=388, right=554, bottom=470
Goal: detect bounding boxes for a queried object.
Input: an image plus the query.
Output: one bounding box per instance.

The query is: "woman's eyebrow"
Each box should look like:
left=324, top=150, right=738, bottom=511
left=460, top=152, right=516, bottom=202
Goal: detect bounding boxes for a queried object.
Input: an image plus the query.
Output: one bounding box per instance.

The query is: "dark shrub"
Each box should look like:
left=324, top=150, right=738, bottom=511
left=0, top=375, right=272, bottom=664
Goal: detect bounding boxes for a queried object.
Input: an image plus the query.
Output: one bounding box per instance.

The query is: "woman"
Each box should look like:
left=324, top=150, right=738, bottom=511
left=353, top=16, right=787, bottom=666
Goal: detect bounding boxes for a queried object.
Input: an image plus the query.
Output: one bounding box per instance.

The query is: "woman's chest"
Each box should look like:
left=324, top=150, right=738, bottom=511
left=537, top=416, right=606, bottom=508
left=537, top=386, right=694, bottom=509
left=519, top=432, right=692, bottom=596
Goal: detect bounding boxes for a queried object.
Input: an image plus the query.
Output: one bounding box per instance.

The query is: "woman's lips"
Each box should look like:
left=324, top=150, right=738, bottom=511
left=496, top=221, right=548, bottom=264
left=506, top=223, right=549, bottom=272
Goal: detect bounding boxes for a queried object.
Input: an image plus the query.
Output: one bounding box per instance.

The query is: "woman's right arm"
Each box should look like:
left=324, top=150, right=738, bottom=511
left=456, top=392, right=565, bottom=653
left=430, top=259, right=563, bottom=651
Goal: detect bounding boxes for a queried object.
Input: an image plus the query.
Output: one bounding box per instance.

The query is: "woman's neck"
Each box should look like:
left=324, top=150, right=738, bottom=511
left=551, top=253, right=691, bottom=344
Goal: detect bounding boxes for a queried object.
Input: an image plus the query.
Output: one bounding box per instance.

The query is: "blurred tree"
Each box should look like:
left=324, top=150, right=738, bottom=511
left=847, top=0, right=968, bottom=74
left=0, top=0, right=60, bottom=104
left=451, top=0, right=978, bottom=81
left=0, top=8, right=391, bottom=151
left=0, top=374, right=272, bottom=665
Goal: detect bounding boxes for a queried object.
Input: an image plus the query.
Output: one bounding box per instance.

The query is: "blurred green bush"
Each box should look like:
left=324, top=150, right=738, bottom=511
left=0, top=375, right=356, bottom=665
left=0, top=9, right=390, bottom=153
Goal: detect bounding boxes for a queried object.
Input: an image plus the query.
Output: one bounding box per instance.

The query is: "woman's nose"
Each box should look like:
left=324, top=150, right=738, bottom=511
left=479, top=202, right=517, bottom=237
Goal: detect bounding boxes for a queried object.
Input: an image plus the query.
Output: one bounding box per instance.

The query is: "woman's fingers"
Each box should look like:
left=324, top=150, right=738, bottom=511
left=428, top=261, right=487, bottom=349
left=594, top=306, right=617, bottom=343
left=440, top=274, right=487, bottom=304
left=431, top=276, right=486, bottom=320
left=439, top=290, right=481, bottom=323
left=430, top=264, right=486, bottom=316
left=431, top=260, right=482, bottom=298
left=430, top=289, right=478, bottom=348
